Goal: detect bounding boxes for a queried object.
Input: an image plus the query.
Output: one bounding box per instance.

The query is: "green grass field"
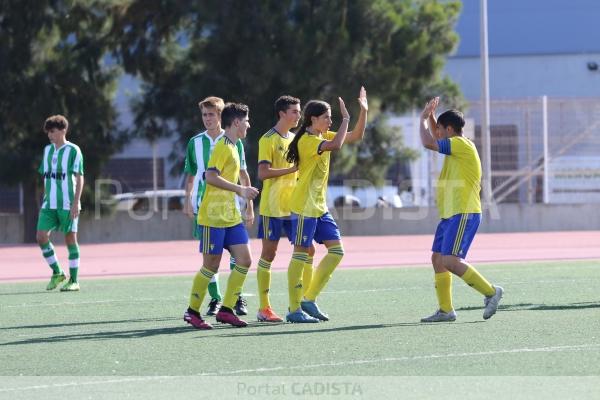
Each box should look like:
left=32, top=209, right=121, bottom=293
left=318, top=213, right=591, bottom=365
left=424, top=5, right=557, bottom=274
left=1, top=261, right=600, bottom=399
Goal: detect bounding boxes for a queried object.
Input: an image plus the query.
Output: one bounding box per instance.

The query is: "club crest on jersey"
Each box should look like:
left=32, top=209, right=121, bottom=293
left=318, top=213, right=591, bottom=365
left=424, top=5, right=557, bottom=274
left=52, top=157, right=58, bottom=165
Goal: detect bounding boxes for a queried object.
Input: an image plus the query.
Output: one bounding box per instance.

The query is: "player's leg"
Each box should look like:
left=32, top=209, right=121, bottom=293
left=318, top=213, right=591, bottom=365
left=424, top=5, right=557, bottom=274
left=440, top=213, right=503, bottom=320
left=36, top=209, right=65, bottom=290
left=185, top=225, right=223, bottom=329
left=301, top=212, right=343, bottom=321
left=60, top=232, right=80, bottom=291
left=194, top=215, right=222, bottom=316
left=303, top=244, right=316, bottom=296
left=421, top=219, right=456, bottom=322
left=256, top=216, right=283, bottom=322
left=58, top=210, right=81, bottom=291
left=285, top=214, right=319, bottom=323
left=215, top=224, right=252, bottom=327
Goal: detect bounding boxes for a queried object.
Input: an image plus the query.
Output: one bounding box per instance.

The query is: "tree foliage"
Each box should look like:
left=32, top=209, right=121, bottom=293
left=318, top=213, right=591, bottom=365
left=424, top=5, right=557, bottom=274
left=0, top=0, right=124, bottom=241
left=1, top=0, right=464, bottom=241
left=122, top=0, right=463, bottom=178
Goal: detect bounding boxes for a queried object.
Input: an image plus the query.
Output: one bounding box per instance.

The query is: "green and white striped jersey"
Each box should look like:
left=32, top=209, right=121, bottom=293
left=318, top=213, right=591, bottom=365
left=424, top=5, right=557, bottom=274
left=38, top=141, right=84, bottom=210
left=183, top=130, right=247, bottom=213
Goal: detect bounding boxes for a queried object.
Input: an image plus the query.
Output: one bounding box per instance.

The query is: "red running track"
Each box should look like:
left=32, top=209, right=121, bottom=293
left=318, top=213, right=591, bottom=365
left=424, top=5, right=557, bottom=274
left=1, top=231, right=599, bottom=282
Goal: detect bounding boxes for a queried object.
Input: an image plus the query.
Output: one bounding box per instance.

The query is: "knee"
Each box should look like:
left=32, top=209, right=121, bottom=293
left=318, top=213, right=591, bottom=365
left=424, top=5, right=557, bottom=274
left=328, top=245, right=345, bottom=257
left=260, top=249, right=276, bottom=262
left=308, top=245, right=316, bottom=257
left=36, top=231, right=49, bottom=245
left=440, top=255, right=459, bottom=272
left=431, top=253, right=442, bottom=268
left=65, top=233, right=77, bottom=246
left=237, top=255, right=252, bottom=268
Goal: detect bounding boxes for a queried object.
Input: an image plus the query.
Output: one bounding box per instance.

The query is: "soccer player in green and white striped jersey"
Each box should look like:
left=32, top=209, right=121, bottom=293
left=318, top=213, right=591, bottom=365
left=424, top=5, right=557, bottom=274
left=36, top=115, right=84, bottom=292
left=183, top=96, right=254, bottom=316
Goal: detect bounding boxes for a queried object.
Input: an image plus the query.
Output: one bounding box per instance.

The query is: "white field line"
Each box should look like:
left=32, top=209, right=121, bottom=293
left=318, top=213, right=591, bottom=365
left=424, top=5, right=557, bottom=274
left=200, top=344, right=600, bottom=376
left=2, top=278, right=598, bottom=309
left=1, top=344, right=599, bottom=392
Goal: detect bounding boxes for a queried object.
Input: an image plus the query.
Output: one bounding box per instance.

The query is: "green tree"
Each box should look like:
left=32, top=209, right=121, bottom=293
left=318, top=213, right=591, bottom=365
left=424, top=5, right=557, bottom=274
left=126, top=0, right=463, bottom=184
left=0, top=0, right=124, bottom=242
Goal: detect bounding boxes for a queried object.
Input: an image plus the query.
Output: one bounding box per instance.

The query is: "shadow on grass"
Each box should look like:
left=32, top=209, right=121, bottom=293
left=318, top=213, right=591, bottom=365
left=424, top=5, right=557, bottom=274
left=0, top=291, right=51, bottom=296
left=456, top=301, right=600, bottom=312
left=0, top=320, right=483, bottom=346
left=209, top=320, right=485, bottom=338
left=0, top=317, right=181, bottom=331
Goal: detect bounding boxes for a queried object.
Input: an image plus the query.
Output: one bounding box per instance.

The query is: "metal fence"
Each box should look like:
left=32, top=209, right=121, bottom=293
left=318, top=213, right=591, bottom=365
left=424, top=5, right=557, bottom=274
left=468, top=97, right=600, bottom=204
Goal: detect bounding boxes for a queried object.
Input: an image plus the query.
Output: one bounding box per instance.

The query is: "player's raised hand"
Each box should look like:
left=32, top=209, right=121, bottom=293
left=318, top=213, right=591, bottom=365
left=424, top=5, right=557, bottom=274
left=357, top=86, right=368, bottom=111
left=239, top=186, right=259, bottom=200
left=339, top=97, right=350, bottom=120
left=421, top=97, right=439, bottom=119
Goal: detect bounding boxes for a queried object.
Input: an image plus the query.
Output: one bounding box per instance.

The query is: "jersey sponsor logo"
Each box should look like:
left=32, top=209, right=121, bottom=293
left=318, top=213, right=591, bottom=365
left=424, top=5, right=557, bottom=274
left=44, top=172, right=67, bottom=180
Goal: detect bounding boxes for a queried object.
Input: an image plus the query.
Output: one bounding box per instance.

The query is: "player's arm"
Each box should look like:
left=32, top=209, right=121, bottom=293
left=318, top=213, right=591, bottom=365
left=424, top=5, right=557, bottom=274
left=258, top=163, right=298, bottom=180
left=345, top=86, right=368, bottom=144
left=239, top=168, right=255, bottom=226
left=183, top=175, right=195, bottom=218
left=205, top=169, right=259, bottom=200
left=420, top=97, right=440, bottom=152
left=70, top=174, right=84, bottom=219
left=319, top=97, right=350, bottom=152
left=182, top=140, right=197, bottom=218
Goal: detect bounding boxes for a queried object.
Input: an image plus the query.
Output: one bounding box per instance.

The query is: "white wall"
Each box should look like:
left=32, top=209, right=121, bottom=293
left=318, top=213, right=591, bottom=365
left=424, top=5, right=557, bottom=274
left=444, top=53, right=600, bottom=100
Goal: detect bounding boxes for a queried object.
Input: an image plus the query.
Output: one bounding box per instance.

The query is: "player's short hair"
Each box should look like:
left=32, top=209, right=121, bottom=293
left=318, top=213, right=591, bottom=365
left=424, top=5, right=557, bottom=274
left=437, top=109, right=465, bottom=134
left=198, top=96, right=225, bottom=113
left=221, top=103, right=249, bottom=128
left=43, top=115, right=69, bottom=132
left=274, top=95, right=301, bottom=116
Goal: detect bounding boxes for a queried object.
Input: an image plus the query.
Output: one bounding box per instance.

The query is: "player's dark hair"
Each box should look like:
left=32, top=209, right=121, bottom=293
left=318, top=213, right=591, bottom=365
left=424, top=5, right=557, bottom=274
left=274, top=95, right=300, bottom=117
left=221, top=103, right=249, bottom=128
left=286, top=100, right=330, bottom=165
left=437, top=109, right=465, bottom=134
left=44, top=115, right=69, bottom=132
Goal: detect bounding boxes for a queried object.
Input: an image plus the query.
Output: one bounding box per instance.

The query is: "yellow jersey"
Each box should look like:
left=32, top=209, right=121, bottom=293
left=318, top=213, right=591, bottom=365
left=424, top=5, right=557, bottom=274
left=436, top=136, right=482, bottom=219
left=197, top=136, right=242, bottom=227
left=258, top=128, right=297, bottom=217
left=290, top=130, right=336, bottom=217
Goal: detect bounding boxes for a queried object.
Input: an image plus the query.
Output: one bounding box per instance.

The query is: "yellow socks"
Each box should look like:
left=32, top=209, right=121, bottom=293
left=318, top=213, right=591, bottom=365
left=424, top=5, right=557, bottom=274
left=189, top=267, right=214, bottom=312
left=461, top=265, right=495, bottom=297
left=223, top=264, right=250, bottom=309
left=257, top=258, right=272, bottom=310
left=304, top=245, right=344, bottom=301
left=435, top=271, right=453, bottom=312
left=288, top=252, right=307, bottom=311
left=302, top=256, right=314, bottom=296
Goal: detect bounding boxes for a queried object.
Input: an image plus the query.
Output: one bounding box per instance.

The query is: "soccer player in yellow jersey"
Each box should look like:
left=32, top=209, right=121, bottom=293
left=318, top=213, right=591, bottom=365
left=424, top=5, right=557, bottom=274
left=256, top=95, right=316, bottom=322
left=184, top=103, right=259, bottom=329
left=419, top=97, right=504, bottom=323
left=285, top=87, right=368, bottom=323
left=183, top=96, right=252, bottom=317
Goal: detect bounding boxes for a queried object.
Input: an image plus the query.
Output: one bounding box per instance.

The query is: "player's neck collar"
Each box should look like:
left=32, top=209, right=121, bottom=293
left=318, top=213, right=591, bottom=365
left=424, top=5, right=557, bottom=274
left=272, top=126, right=290, bottom=138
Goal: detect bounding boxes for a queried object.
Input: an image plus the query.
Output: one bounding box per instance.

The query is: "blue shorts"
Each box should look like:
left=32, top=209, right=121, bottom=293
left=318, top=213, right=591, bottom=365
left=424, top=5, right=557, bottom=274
left=290, top=212, right=341, bottom=247
left=257, top=215, right=293, bottom=242
left=432, top=213, right=481, bottom=258
left=198, top=223, right=249, bottom=255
